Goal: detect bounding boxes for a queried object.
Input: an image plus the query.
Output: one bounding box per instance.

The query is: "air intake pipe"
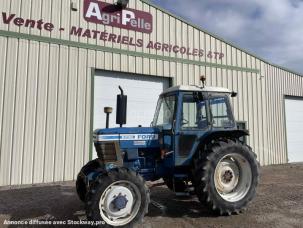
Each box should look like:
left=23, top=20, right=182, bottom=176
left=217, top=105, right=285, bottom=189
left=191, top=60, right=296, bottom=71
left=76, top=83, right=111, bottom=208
left=104, top=107, right=113, bottom=128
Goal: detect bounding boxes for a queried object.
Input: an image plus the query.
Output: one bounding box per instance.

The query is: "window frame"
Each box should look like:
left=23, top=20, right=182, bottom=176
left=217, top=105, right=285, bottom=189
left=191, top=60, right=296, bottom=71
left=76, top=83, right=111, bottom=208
left=152, top=94, right=177, bottom=129
left=208, top=94, right=236, bottom=129
left=180, top=92, right=209, bottom=131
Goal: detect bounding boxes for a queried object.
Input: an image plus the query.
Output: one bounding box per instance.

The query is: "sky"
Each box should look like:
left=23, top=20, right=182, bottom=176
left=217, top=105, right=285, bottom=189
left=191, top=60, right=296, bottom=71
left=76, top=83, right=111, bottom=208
left=151, top=0, right=303, bottom=74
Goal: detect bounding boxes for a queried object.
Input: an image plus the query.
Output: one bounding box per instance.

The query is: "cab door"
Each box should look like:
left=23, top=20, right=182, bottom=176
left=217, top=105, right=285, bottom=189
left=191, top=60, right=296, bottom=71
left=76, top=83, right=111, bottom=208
left=174, top=92, right=210, bottom=166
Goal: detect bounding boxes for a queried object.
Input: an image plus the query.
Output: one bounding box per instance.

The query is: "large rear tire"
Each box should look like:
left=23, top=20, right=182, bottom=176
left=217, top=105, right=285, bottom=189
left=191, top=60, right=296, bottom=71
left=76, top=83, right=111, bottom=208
left=86, top=168, right=150, bottom=227
left=193, top=139, right=259, bottom=215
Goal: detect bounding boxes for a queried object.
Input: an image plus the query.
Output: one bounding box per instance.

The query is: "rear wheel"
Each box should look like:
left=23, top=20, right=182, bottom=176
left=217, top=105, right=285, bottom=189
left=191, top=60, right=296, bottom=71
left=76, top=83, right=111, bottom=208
left=193, top=139, right=259, bottom=215
left=86, top=168, right=150, bottom=227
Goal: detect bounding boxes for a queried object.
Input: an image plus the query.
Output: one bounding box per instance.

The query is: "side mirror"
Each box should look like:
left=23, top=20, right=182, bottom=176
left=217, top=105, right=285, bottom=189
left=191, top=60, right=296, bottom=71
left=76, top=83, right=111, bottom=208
left=116, top=86, right=127, bottom=127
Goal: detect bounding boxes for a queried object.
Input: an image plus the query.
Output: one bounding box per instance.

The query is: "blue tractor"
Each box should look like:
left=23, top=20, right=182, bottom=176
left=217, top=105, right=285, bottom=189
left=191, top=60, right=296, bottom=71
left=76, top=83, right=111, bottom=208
left=76, top=82, right=259, bottom=227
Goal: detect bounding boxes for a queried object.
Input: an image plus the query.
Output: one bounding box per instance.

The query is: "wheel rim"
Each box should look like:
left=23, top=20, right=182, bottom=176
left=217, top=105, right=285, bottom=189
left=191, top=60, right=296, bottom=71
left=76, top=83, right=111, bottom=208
left=214, top=153, right=252, bottom=202
left=99, top=181, right=141, bottom=226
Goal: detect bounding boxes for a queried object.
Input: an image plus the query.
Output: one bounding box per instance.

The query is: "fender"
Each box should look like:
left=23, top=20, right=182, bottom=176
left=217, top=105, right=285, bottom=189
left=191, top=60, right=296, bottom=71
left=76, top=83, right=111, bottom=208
left=79, top=159, right=104, bottom=175
left=76, top=158, right=106, bottom=202
left=194, top=129, right=249, bottom=155
left=78, top=159, right=105, bottom=185
left=178, top=129, right=249, bottom=166
left=198, top=129, right=249, bottom=146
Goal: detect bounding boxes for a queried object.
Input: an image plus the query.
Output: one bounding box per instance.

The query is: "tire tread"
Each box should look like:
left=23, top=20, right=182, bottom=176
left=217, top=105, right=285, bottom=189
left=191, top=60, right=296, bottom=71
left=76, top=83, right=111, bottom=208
left=192, top=139, right=259, bottom=215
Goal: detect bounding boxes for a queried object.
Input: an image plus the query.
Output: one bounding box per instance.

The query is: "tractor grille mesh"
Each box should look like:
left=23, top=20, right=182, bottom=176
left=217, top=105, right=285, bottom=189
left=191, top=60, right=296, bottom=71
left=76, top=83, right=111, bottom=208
left=95, top=142, right=117, bottom=162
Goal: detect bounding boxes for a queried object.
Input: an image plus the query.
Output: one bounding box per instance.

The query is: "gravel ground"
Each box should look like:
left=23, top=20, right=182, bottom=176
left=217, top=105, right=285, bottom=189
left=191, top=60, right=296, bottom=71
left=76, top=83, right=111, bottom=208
left=0, top=163, right=303, bottom=228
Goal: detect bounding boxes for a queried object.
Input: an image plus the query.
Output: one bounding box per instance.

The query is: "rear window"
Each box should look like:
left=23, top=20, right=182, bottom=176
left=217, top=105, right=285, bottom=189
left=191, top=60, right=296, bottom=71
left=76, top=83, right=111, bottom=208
left=209, top=96, right=234, bottom=128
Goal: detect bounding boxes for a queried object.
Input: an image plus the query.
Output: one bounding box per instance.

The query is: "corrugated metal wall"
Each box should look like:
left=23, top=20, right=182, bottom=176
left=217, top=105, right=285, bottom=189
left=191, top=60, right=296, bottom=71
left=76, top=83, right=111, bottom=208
left=0, top=0, right=303, bottom=186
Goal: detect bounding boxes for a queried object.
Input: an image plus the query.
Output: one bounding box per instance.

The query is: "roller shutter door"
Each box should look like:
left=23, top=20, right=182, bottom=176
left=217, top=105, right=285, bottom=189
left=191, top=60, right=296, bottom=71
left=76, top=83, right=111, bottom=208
left=94, top=71, right=170, bottom=129
left=285, top=98, right=303, bottom=163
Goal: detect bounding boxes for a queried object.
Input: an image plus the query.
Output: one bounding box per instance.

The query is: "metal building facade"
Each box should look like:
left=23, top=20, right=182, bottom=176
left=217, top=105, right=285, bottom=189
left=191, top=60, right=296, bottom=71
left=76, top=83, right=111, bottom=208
left=0, top=0, right=302, bottom=186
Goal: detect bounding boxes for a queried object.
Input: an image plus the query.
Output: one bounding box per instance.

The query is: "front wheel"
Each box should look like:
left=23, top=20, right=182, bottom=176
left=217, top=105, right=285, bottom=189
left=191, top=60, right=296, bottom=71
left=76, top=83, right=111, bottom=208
left=193, top=139, right=259, bottom=215
left=86, top=168, right=150, bottom=227
left=76, top=173, right=86, bottom=202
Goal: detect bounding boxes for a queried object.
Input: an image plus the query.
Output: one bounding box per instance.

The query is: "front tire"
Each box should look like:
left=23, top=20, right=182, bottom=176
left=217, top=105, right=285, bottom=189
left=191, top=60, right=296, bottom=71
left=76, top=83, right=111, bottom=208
left=76, top=159, right=103, bottom=202
left=86, top=168, right=150, bottom=227
left=76, top=173, right=86, bottom=202
left=193, top=139, right=259, bottom=215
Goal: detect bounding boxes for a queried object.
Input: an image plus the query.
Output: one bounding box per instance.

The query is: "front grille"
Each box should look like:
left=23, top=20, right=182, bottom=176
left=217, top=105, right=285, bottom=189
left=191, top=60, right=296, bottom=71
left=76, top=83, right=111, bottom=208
left=95, top=142, right=118, bottom=163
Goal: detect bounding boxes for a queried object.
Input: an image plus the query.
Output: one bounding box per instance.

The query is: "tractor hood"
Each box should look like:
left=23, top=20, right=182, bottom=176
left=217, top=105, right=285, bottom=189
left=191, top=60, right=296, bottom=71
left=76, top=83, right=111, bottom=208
left=93, top=127, right=161, bottom=148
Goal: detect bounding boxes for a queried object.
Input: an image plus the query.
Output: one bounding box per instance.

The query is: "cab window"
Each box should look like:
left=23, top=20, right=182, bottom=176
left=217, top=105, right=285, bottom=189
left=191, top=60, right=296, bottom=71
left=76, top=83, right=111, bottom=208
left=181, top=94, right=208, bottom=129
left=209, top=96, right=234, bottom=128
left=153, top=95, right=176, bottom=129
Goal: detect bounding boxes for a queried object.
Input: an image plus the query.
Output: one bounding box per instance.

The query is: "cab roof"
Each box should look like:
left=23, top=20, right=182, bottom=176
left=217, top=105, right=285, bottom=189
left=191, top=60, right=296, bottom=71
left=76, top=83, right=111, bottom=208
left=162, top=85, right=233, bottom=95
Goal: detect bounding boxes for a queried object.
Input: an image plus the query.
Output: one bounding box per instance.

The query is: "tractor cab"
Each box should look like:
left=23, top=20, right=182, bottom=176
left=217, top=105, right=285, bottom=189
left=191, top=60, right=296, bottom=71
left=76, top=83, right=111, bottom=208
left=152, top=85, right=238, bottom=167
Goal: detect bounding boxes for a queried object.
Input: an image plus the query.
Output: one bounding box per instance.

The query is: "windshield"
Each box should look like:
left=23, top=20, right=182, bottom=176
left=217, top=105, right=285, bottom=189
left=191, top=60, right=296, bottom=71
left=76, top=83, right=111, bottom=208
left=152, top=95, right=176, bottom=129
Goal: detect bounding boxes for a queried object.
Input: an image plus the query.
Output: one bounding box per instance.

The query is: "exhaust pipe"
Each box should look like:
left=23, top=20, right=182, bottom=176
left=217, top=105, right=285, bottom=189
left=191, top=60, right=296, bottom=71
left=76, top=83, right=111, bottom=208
left=116, top=86, right=127, bottom=128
